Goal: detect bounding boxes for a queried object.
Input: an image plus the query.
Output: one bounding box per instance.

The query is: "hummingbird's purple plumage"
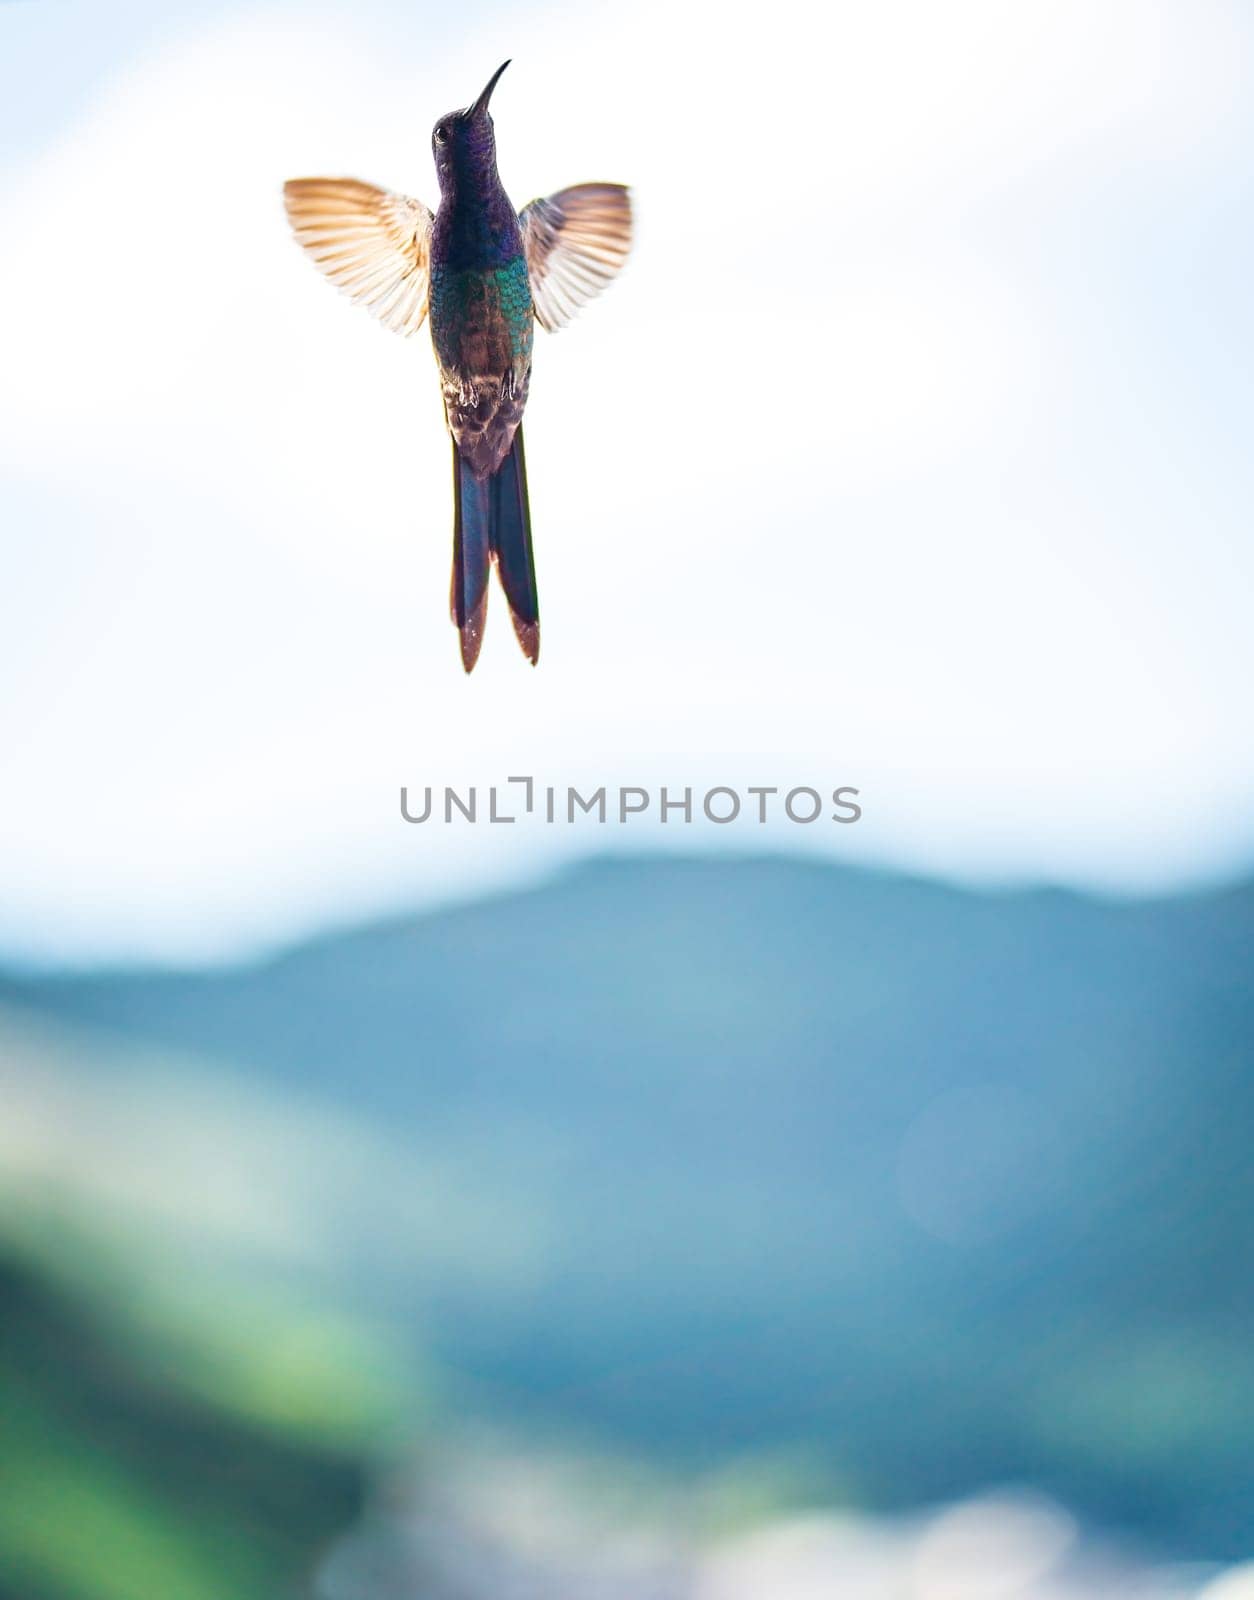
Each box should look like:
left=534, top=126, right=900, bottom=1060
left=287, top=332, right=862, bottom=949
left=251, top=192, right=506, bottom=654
left=283, top=62, right=633, bottom=671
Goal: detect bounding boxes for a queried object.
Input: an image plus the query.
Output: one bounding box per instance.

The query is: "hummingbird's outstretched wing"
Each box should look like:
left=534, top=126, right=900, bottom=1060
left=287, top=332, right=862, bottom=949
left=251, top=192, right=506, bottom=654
left=283, top=178, right=434, bottom=335
left=518, top=184, right=632, bottom=332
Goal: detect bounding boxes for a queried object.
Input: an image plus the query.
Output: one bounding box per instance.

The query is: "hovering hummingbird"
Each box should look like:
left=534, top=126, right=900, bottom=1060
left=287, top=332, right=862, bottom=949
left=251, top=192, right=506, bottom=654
left=284, top=61, right=632, bottom=671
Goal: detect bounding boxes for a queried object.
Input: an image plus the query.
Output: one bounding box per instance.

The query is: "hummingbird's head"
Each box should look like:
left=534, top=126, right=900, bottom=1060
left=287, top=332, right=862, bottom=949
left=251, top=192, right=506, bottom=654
left=432, top=60, right=509, bottom=193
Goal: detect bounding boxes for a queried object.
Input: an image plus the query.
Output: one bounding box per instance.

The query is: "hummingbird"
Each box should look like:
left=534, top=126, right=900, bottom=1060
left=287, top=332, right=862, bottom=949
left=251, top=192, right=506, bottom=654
left=283, top=61, right=632, bottom=671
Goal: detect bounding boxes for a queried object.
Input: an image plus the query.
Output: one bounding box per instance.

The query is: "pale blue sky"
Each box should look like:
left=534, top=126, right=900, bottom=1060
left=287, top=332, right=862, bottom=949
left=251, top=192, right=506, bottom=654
left=1, top=0, right=1252, bottom=960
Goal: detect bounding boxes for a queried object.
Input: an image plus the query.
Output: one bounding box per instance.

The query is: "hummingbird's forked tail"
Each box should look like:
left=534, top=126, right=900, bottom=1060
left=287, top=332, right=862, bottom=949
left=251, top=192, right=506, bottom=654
left=450, top=427, right=539, bottom=672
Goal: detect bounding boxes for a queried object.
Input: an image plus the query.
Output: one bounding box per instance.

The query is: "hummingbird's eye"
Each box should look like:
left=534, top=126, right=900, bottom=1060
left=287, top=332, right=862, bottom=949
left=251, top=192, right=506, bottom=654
left=434, top=125, right=448, bottom=146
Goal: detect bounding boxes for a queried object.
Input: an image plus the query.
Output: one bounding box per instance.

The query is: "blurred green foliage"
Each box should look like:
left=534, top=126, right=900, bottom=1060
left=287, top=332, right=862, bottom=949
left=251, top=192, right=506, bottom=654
left=0, top=1221, right=402, bottom=1600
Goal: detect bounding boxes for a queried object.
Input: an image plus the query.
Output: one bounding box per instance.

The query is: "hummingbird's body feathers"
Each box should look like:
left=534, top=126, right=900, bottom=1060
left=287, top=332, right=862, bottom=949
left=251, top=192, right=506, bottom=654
left=282, top=178, right=433, bottom=335
left=519, top=184, right=633, bottom=331
left=283, top=61, right=632, bottom=671
left=431, top=256, right=533, bottom=480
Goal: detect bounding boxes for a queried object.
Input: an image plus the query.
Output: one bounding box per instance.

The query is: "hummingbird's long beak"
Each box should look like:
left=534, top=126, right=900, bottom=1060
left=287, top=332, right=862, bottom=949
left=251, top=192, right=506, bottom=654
left=466, top=60, right=510, bottom=120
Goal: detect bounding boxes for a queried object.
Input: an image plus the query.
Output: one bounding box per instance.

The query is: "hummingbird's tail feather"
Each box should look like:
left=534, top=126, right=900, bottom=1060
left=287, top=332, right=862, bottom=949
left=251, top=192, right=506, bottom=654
left=449, top=429, right=539, bottom=671
left=489, top=426, right=539, bottom=666
left=451, top=446, right=491, bottom=673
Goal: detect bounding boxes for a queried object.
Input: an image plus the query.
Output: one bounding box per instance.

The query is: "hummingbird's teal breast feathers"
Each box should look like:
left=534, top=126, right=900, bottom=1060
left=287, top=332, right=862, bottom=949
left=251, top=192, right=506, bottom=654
left=430, top=253, right=534, bottom=480
left=429, top=256, right=534, bottom=376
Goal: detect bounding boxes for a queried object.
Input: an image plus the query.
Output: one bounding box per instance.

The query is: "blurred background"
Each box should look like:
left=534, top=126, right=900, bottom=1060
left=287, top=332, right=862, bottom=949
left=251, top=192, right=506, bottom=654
left=2, top=1, right=1253, bottom=1596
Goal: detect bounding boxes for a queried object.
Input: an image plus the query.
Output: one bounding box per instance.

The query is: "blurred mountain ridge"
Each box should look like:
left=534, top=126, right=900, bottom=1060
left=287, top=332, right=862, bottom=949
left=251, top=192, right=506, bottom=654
left=3, top=855, right=1252, bottom=1556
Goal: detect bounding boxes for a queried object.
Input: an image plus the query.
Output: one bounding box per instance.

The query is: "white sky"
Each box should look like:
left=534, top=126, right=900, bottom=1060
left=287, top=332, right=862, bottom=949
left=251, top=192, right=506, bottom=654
left=1, top=0, right=1252, bottom=961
